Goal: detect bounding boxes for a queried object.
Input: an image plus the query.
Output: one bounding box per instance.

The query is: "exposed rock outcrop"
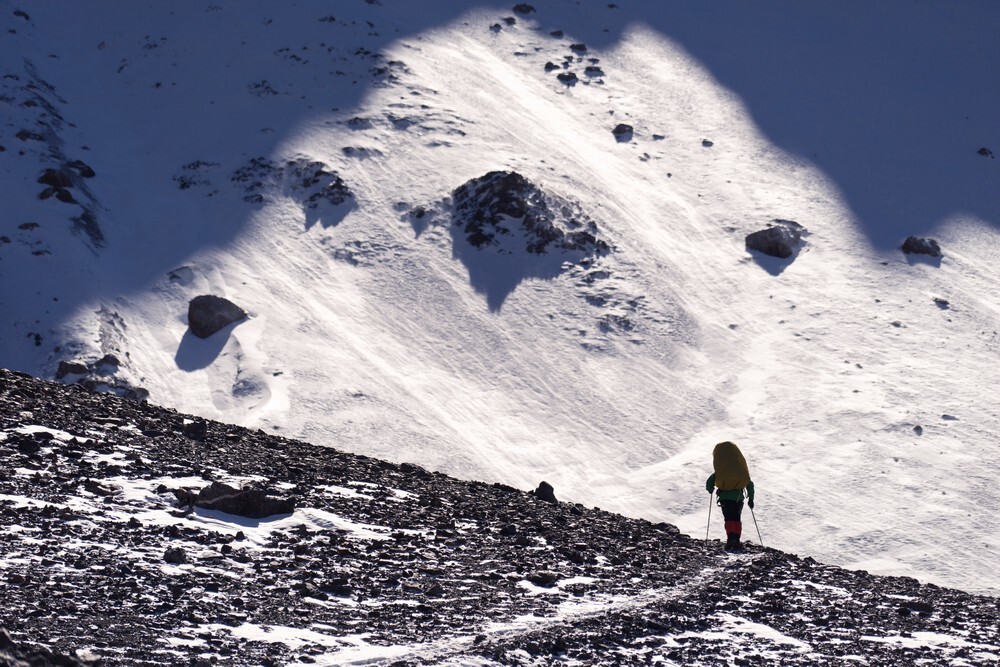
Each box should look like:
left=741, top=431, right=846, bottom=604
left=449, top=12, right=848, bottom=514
left=451, top=171, right=608, bottom=256
left=55, top=355, right=149, bottom=402
left=231, top=156, right=353, bottom=209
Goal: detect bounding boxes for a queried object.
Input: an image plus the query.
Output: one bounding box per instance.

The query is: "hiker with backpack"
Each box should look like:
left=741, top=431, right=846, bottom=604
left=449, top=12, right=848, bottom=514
left=706, top=441, right=755, bottom=551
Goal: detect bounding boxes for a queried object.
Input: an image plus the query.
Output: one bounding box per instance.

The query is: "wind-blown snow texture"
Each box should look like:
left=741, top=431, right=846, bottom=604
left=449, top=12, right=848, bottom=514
left=3, top=369, right=1000, bottom=666
left=2, top=0, right=999, bottom=602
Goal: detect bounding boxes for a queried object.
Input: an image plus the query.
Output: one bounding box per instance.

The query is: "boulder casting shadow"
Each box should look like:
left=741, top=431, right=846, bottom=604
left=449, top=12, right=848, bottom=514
left=175, top=481, right=295, bottom=520
left=901, top=235, right=943, bottom=267
left=745, top=220, right=806, bottom=276
left=448, top=171, right=610, bottom=312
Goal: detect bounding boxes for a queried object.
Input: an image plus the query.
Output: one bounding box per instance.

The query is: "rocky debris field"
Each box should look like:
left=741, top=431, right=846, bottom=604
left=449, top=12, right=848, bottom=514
left=1, top=368, right=999, bottom=666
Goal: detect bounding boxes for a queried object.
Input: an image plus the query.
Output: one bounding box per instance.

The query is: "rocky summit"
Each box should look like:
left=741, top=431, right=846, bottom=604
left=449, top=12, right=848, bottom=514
left=1, top=368, right=998, bottom=666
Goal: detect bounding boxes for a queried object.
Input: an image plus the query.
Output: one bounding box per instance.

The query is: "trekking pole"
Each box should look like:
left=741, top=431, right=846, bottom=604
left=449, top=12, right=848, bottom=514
left=705, top=493, right=713, bottom=545
left=749, top=504, right=764, bottom=548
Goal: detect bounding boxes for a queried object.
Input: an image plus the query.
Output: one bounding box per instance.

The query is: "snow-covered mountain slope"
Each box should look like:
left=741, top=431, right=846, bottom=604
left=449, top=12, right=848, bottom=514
left=2, top=1, right=999, bottom=596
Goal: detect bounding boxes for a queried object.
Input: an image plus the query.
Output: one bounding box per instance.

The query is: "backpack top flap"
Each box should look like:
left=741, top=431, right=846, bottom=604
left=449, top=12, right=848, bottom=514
left=713, top=441, right=750, bottom=490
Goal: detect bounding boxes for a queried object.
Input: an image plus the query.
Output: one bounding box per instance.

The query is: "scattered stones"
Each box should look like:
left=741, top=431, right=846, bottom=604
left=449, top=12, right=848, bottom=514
left=513, top=3, right=536, bottom=14
left=977, top=147, right=994, bottom=158
left=187, top=295, right=247, bottom=338
left=231, top=156, right=353, bottom=209
left=702, top=138, right=714, bottom=147
left=557, top=71, right=578, bottom=85
left=173, top=160, right=219, bottom=190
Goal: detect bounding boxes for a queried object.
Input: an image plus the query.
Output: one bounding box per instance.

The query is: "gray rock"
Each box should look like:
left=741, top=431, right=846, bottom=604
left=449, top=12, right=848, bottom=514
left=532, top=480, right=557, bottom=503
left=424, top=582, right=445, bottom=597
left=183, top=419, right=208, bottom=441
left=56, top=361, right=89, bottom=378
left=164, top=547, right=187, bottom=564
left=746, top=224, right=802, bottom=259
left=900, top=236, right=942, bottom=258
left=526, top=570, right=559, bottom=587
left=37, top=168, right=72, bottom=188
left=194, top=481, right=295, bottom=519
left=612, top=124, right=633, bottom=142
left=187, top=295, right=247, bottom=338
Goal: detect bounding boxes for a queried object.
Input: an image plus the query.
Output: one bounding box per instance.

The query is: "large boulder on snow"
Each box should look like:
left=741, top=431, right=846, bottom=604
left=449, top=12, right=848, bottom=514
left=187, top=295, right=247, bottom=338
left=745, top=221, right=804, bottom=259
left=451, top=170, right=608, bottom=255
left=178, top=481, right=295, bottom=519
left=900, top=236, right=942, bottom=258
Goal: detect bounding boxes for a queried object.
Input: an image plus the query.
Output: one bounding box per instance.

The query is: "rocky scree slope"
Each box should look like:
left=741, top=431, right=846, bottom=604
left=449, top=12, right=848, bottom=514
left=1, top=369, right=999, bottom=666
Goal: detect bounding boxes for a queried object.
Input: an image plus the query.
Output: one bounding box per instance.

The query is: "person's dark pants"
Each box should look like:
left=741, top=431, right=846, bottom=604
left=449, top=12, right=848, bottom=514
left=719, top=499, right=743, bottom=547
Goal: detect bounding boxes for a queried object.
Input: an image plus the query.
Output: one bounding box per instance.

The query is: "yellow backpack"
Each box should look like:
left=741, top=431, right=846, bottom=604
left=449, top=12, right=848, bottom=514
left=713, top=441, right=751, bottom=490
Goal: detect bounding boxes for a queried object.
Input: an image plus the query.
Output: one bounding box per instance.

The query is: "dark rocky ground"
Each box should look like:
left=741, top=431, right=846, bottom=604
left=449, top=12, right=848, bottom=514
left=1, top=368, right=998, bottom=666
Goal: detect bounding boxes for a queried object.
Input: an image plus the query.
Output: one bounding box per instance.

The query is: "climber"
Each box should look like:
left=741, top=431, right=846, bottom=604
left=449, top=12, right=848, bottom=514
left=706, top=441, right=755, bottom=551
